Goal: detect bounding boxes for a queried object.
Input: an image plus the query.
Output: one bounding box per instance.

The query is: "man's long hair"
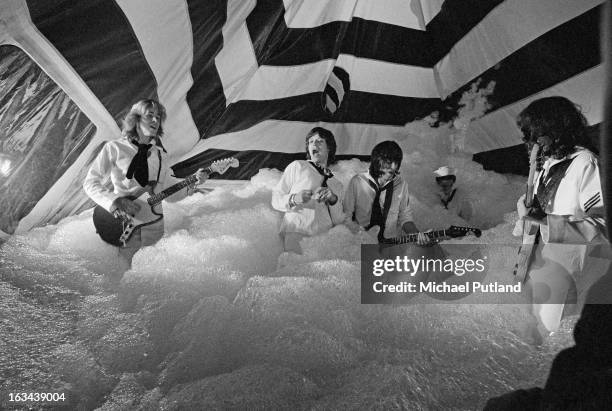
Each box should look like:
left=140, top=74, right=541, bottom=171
left=305, top=127, right=337, bottom=165
left=517, top=96, right=590, bottom=159
left=369, top=140, right=403, bottom=179
left=121, top=99, right=167, bottom=144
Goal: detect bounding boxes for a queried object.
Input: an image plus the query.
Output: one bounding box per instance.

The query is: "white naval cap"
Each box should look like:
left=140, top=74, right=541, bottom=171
left=433, top=166, right=456, bottom=177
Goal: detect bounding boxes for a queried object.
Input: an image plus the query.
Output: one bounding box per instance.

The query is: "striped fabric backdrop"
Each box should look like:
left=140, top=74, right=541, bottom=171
left=0, top=0, right=606, bottom=231
left=322, top=66, right=350, bottom=116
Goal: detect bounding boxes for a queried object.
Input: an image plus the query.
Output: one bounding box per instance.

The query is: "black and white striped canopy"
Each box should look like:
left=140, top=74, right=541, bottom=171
left=0, top=0, right=605, bottom=233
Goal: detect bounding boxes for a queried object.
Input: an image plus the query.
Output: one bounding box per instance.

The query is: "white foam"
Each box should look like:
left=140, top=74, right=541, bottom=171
left=0, top=91, right=574, bottom=409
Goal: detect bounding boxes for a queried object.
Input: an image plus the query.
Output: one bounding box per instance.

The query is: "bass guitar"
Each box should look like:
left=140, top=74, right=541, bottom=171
left=93, top=157, right=239, bottom=247
left=513, top=143, right=541, bottom=282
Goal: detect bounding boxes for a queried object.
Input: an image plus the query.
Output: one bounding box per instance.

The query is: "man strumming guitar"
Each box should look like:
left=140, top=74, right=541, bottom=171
left=513, top=96, right=607, bottom=344
left=83, top=99, right=208, bottom=269
left=343, top=140, right=434, bottom=246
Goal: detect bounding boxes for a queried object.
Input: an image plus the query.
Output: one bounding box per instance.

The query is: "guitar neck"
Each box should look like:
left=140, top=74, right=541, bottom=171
left=384, top=229, right=447, bottom=245
left=525, top=144, right=540, bottom=207
left=525, top=183, right=535, bottom=208
left=525, top=159, right=538, bottom=207
left=147, top=167, right=211, bottom=206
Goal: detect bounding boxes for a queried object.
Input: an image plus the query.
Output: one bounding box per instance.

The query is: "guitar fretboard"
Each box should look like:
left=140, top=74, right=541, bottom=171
left=382, top=229, right=448, bottom=245
left=147, top=167, right=211, bottom=206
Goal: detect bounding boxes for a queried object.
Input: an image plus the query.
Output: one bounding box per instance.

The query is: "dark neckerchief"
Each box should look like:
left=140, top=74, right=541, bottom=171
left=441, top=188, right=457, bottom=209
left=127, top=140, right=152, bottom=187
left=533, top=156, right=576, bottom=216
left=307, top=161, right=333, bottom=187
left=126, top=139, right=163, bottom=188
left=365, top=175, right=395, bottom=242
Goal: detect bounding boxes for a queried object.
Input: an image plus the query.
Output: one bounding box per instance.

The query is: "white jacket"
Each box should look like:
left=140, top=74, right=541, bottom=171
left=533, top=148, right=606, bottom=245
left=271, top=160, right=345, bottom=235
left=523, top=148, right=608, bottom=296
left=83, top=138, right=169, bottom=212
left=438, top=187, right=473, bottom=221
left=343, top=172, right=414, bottom=238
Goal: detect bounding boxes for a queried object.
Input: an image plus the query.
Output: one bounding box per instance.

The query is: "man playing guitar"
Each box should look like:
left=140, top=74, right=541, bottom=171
left=343, top=140, right=433, bottom=246
left=83, top=99, right=208, bottom=270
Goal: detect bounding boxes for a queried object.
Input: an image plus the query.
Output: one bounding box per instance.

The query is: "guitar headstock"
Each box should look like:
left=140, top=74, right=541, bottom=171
left=209, top=157, right=239, bottom=176
left=447, top=225, right=482, bottom=238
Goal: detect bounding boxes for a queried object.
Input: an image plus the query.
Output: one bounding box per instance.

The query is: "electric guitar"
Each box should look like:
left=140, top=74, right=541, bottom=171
left=93, top=157, right=239, bottom=247
left=513, top=143, right=541, bottom=282
left=363, top=225, right=481, bottom=245
left=378, top=225, right=481, bottom=245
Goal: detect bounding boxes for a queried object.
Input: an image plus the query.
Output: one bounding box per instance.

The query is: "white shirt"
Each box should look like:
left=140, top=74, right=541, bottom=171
left=438, top=187, right=473, bottom=221
left=532, top=148, right=606, bottom=244
left=343, top=172, right=414, bottom=238
left=524, top=149, right=609, bottom=308
left=271, top=160, right=345, bottom=235
left=83, top=138, right=169, bottom=212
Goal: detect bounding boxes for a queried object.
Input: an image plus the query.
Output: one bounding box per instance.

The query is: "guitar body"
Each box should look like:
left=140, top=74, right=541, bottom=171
left=513, top=220, right=538, bottom=283
left=93, top=192, right=162, bottom=247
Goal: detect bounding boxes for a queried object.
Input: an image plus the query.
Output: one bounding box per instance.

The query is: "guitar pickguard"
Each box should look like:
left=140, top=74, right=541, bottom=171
left=93, top=191, right=164, bottom=247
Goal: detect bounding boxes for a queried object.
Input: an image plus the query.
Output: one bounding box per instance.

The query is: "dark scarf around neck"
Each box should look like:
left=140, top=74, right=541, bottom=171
left=308, top=161, right=334, bottom=187
left=365, top=176, right=395, bottom=242
left=126, top=140, right=153, bottom=187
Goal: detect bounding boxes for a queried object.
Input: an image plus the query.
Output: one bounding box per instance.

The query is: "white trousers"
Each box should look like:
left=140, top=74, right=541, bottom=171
left=117, top=218, right=164, bottom=270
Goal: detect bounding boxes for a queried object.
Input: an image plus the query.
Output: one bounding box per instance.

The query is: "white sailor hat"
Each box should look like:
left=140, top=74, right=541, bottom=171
left=433, top=166, right=456, bottom=177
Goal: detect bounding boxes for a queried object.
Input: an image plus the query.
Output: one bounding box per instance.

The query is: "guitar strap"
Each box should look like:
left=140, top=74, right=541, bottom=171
left=534, top=157, right=575, bottom=214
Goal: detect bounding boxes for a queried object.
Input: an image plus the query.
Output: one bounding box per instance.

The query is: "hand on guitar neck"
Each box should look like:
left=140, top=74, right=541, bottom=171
left=185, top=167, right=210, bottom=196
left=180, top=157, right=241, bottom=198
left=402, top=222, right=435, bottom=246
